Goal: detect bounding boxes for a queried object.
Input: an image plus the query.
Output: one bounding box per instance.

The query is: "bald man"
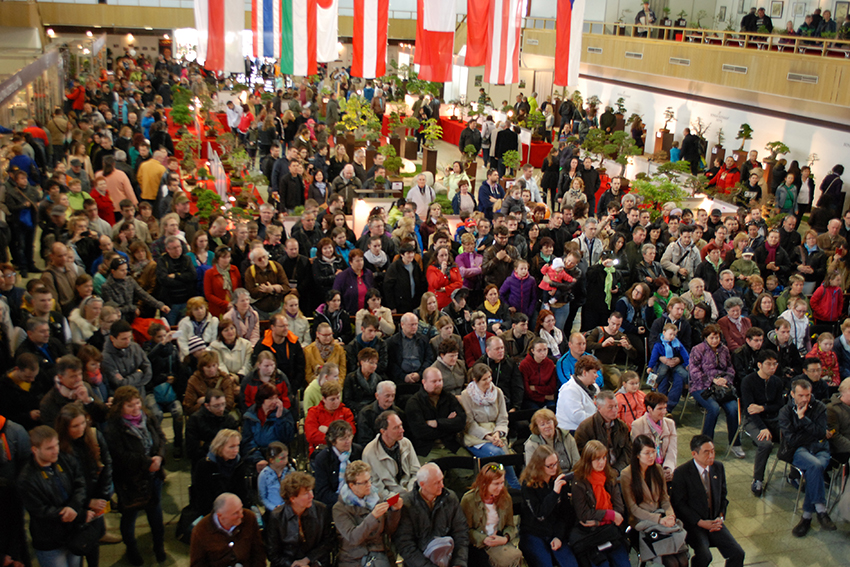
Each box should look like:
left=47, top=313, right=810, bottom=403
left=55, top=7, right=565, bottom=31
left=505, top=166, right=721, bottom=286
left=189, top=493, right=265, bottom=567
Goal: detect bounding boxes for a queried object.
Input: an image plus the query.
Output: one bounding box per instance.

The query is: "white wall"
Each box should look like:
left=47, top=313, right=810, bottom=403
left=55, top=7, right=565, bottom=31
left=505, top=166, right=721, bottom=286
left=577, top=76, right=850, bottom=208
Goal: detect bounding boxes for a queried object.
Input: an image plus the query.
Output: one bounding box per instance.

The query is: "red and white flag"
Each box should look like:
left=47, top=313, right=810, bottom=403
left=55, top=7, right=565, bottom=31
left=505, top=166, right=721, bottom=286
left=466, top=0, right=524, bottom=85
left=415, top=0, right=455, bottom=83
left=554, top=0, right=586, bottom=87
left=195, top=0, right=244, bottom=73
left=352, top=0, right=389, bottom=78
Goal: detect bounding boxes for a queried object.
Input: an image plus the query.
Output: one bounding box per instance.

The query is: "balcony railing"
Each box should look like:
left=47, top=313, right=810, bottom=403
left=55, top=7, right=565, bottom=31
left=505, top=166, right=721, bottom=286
left=583, top=20, right=850, bottom=59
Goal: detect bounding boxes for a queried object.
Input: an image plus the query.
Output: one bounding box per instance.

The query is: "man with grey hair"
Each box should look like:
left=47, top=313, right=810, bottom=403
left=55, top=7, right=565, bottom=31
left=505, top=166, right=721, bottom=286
left=331, top=163, right=362, bottom=213
left=712, top=269, right=747, bottom=319
left=395, top=463, right=469, bottom=567
left=357, top=380, right=405, bottom=444
left=386, top=313, right=435, bottom=402
left=244, top=246, right=290, bottom=319
left=155, top=235, right=197, bottom=324
left=574, top=390, right=631, bottom=472
left=362, top=409, right=420, bottom=498
left=190, top=493, right=265, bottom=567
left=352, top=148, right=368, bottom=182
left=407, top=173, right=436, bottom=220
left=578, top=217, right=603, bottom=266
left=404, top=366, right=466, bottom=463
left=661, top=224, right=701, bottom=290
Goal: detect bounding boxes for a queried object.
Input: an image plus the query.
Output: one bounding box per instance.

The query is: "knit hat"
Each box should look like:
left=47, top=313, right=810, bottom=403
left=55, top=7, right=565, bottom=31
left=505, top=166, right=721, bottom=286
left=187, top=335, right=207, bottom=355
left=742, top=247, right=755, bottom=257
left=552, top=257, right=565, bottom=270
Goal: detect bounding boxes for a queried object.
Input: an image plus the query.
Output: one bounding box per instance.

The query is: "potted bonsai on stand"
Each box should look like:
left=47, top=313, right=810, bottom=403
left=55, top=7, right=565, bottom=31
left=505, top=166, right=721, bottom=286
left=501, top=149, right=522, bottom=181
left=463, top=144, right=478, bottom=180
left=421, top=118, right=443, bottom=175
left=654, top=107, right=675, bottom=155
left=710, top=127, right=726, bottom=166
left=733, top=123, right=753, bottom=167
left=402, top=116, right=421, bottom=161
left=614, top=98, right=627, bottom=131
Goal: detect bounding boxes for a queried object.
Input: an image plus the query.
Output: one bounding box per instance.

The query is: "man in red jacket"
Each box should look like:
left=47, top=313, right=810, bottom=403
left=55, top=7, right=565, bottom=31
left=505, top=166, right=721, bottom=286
left=712, top=156, right=741, bottom=194
left=66, top=80, right=86, bottom=112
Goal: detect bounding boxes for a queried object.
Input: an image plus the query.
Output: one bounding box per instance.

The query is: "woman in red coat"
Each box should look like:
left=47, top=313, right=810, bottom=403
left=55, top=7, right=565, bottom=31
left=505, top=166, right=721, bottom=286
left=426, top=246, right=463, bottom=309
left=204, top=245, right=242, bottom=317
left=519, top=338, right=558, bottom=410
left=304, top=381, right=356, bottom=455
left=713, top=156, right=741, bottom=194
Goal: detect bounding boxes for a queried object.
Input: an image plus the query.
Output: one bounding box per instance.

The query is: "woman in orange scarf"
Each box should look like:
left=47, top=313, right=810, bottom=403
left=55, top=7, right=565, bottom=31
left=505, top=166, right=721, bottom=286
left=571, top=440, right=631, bottom=567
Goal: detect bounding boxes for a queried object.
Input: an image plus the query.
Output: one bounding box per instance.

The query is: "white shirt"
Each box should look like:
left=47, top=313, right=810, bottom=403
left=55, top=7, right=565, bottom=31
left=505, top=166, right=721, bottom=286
left=556, top=377, right=598, bottom=431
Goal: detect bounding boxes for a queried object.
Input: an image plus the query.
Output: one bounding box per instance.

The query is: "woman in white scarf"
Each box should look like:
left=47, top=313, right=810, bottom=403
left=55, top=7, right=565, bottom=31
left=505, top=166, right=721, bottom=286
left=459, top=364, right=521, bottom=489
left=536, top=309, right=566, bottom=359
left=778, top=296, right=813, bottom=352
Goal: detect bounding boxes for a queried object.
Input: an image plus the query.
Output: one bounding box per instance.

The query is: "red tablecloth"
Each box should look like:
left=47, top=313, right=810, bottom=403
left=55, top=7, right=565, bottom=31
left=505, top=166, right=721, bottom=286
left=523, top=140, right=553, bottom=168
left=440, top=117, right=465, bottom=147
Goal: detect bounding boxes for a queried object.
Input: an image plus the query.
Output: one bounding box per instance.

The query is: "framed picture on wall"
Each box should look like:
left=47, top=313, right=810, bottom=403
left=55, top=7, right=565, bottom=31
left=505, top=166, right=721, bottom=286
left=771, top=0, right=783, bottom=18
left=719, top=6, right=727, bottom=21
left=793, top=2, right=806, bottom=16
left=836, top=1, right=850, bottom=22
left=474, top=75, right=483, bottom=87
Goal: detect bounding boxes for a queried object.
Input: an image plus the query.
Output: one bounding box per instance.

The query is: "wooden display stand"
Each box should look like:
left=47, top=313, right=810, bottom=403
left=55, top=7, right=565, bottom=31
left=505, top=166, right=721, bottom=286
left=709, top=145, right=726, bottom=166
left=390, top=137, right=402, bottom=156
left=654, top=129, right=674, bottom=155
left=614, top=114, right=625, bottom=132
left=422, top=148, right=438, bottom=175
left=366, top=145, right=377, bottom=170
left=403, top=139, right=418, bottom=161
left=731, top=150, right=748, bottom=168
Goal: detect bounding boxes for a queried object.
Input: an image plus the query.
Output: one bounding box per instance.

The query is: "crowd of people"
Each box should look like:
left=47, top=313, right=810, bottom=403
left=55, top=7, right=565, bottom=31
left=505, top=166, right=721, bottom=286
left=4, top=49, right=850, bottom=567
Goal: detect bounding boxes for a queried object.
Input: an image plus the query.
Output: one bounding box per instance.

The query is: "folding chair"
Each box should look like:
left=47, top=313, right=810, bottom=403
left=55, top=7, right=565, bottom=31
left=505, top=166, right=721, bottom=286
left=764, top=437, right=842, bottom=519
left=724, top=399, right=745, bottom=460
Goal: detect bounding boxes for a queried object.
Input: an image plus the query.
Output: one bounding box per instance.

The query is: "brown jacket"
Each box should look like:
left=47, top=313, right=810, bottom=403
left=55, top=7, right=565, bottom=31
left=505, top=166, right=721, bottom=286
left=41, top=265, right=77, bottom=314
left=183, top=371, right=238, bottom=416
left=243, top=260, right=291, bottom=314
left=574, top=412, right=632, bottom=473
left=189, top=509, right=265, bottom=567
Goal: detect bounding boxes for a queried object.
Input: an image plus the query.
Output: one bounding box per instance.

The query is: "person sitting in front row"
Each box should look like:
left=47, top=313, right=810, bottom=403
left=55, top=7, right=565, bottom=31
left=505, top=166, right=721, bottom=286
left=311, top=420, right=363, bottom=508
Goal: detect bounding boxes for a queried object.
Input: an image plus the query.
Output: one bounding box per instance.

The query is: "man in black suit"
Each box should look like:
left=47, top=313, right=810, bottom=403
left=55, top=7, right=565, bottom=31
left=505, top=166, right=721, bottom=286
left=671, top=435, right=745, bottom=567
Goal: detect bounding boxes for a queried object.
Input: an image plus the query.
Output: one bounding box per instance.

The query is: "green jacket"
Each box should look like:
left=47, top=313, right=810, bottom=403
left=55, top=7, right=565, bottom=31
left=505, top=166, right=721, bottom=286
left=460, top=488, right=518, bottom=548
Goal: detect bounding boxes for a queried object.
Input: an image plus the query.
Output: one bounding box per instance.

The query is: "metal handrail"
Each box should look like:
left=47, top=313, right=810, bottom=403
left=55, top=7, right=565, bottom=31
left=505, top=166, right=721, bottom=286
left=579, top=20, right=850, bottom=58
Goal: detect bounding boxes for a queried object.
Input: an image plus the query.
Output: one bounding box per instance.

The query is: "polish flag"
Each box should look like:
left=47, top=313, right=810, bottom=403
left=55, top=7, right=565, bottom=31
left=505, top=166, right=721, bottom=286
left=195, top=0, right=244, bottom=73
left=252, top=0, right=281, bottom=59
left=484, top=0, right=524, bottom=85
left=554, top=0, right=587, bottom=87
left=352, top=0, right=389, bottom=78
left=415, top=0, right=456, bottom=83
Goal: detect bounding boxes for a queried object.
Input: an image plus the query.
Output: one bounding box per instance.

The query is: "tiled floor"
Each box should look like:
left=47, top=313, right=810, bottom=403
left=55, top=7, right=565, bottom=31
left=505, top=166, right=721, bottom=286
left=86, top=404, right=850, bottom=567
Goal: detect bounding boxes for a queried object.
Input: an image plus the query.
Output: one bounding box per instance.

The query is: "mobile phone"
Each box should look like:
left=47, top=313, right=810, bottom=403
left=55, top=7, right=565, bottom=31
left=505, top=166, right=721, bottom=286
left=387, top=494, right=400, bottom=507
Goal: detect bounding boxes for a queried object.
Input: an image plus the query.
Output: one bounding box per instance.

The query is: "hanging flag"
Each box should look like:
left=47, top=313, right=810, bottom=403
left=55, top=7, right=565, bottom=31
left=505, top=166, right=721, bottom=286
left=252, top=0, right=281, bottom=59
left=484, top=0, right=523, bottom=85
left=554, top=0, right=586, bottom=87
left=415, top=0, right=456, bottom=83
left=280, top=0, right=317, bottom=76
left=316, top=0, right=339, bottom=63
left=195, top=0, right=244, bottom=73
left=352, top=0, right=389, bottom=78
left=465, top=0, right=489, bottom=67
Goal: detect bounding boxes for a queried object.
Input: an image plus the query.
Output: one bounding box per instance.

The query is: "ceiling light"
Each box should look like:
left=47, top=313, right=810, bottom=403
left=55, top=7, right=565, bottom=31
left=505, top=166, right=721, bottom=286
left=86, top=31, right=93, bottom=37
left=46, top=28, right=55, bottom=37
left=163, top=33, right=170, bottom=40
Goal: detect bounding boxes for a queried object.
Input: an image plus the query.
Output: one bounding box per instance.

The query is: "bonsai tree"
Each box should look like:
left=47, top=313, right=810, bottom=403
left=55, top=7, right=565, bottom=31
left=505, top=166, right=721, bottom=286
left=402, top=117, right=421, bottom=141
left=764, top=141, right=790, bottom=162
left=175, top=132, right=200, bottom=172
left=501, top=149, right=522, bottom=176
left=630, top=173, right=690, bottom=221
left=462, top=144, right=478, bottom=165
left=216, top=132, right=237, bottom=157
left=422, top=118, right=443, bottom=150
left=736, top=123, right=753, bottom=150
left=524, top=110, right=546, bottom=132
left=662, top=7, right=671, bottom=20
left=387, top=111, right=405, bottom=137
left=378, top=144, right=403, bottom=176
left=600, top=130, right=642, bottom=177
left=615, top=97, right=627, bottom=115
left=170, top=84, right=195, bottom=136
left=662, top=107, right=675, bottom=130
left=716, top=127, right=725, bottom=147
left=690, top=117, right=711, bottom=140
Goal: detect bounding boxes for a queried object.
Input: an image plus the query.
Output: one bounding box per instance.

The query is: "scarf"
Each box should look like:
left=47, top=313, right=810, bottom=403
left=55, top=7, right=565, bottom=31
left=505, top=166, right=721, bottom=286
left=314, top=181, right=327, bottom=195
left=122, top=412, right=153, bottom=455
left=805, top=243, right=818, bottom=254
left=661, top=337, right=682, bottom=358
left=336, top=447, right=352, bottom=491
left=339, top=481, right=380, bottom=510
left=380, top=437, right=404, bottom=482
left=87, top=368, right=103, bottom=386
left=604, top=266, right=617, bottom=308
left=484, top=299, right=501, bottom=314
left=466, top=380, right=498, bottom=406
left=54, top=376, right=79, bottom=399
left=764, top=241, right=778, bottom=263
left=588, top=469, right=613, bottom=512
left=646, top=418, right=665, bottom=464
left=539, top=253, right=552, bottom=264
left=728, top=315, right=743, bottom=332
left=364, top=248, right=387, bottom=267
left=317, top=341, right=335, bottom=361
left=541, top=328, right=562, bottom=357
left=216, top=263, right=233, bottom=297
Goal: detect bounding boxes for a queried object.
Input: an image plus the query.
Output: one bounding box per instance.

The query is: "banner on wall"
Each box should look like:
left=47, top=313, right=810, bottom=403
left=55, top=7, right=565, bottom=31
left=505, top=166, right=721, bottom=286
left=194, top=0, right=243, bottom=73
left=415, top=0, right=455, bottom=82
left=352, top=0, right=389, bottom=78
left=466, top=0, right=524, bottom=85
left=553, top=0, right=586, bottom=87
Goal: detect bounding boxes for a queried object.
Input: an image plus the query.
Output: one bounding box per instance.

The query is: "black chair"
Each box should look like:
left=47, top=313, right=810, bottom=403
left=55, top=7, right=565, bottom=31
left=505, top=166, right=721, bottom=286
left=508, top=408, right=537, bottom=444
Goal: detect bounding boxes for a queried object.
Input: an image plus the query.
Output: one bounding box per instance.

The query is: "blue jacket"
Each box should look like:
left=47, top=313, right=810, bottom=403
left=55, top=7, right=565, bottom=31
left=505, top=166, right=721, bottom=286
left=648, top=338, right=690, bottom=371
left=499, top=273, right=538, bottom=318
left=555, top=350, right=604, bottom=387
left=257, top=464, right=294, bottom=511
left=451, top=191, right=478, bottom=215
left=477, top=181, right=505, bottom=219
left=241, top=405, right=295, bottom=463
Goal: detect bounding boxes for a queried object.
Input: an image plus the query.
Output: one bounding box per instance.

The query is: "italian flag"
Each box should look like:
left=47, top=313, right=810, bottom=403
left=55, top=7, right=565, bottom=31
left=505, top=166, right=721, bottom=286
left=280, top=0, right=338, bottom=76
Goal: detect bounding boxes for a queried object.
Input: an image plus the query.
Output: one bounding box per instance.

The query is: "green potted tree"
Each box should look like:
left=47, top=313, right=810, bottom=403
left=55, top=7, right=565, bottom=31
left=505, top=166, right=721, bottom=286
left=655, top=107, right=675, bottom=155
left=402, top=116, right=421, bottom=160
left=525, top=110, right=546, bottom=141
left=501, top=149, right=522, bottom=180
left=387, top=111, right=405, bottom=155
left=170, top=85, right=195, bottom=137
left=614, top=98, right=627, bottom=131
left=378, top=143, right=403, bottom=191
left=763, top=140, right=790, bottom=189
left=710, top=127, right=726, bottom=166
left=733, top=123, right=753, bottom=166
left=421, top=118, right=443, bottom=174
left=463, top=144, right=479, bottom=179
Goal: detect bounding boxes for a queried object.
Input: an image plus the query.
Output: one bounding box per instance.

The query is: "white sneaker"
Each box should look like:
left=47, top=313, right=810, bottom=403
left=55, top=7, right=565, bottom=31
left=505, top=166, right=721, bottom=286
left=731, top=446, right=746, bottom=459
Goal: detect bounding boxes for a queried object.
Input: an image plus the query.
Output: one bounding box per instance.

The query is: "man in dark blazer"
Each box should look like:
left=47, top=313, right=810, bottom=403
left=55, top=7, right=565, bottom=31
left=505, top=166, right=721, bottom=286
left=671, top=435, right=745, bottom=567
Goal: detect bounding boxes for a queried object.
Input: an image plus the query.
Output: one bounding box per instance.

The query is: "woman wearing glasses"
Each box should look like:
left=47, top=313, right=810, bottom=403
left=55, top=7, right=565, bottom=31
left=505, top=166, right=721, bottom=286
left=518, top=445, right=579, bottom=567
left=332, top=460, right=403, bottom=567
left=460, top=462, right=523, bottom=567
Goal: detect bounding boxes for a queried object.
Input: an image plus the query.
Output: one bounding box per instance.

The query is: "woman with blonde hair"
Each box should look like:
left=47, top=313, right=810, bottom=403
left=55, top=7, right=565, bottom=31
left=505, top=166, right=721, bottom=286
left=329, top=144, right=350, bottom=181
left=518, top=445, right=578, bottom=567
left=461, top=462, right=522, bottom=567
left=69, top=295, right=104, bottom=345
left=191, top=429, right=253, bottom=515
left=176, top=296, right=219, bottom=357
left=570, top=440, right=631, bottom=567
left=414, top=291, right=441, bottom=338
left=561, top=176, right=587, bottom=210
left=282, top=292, right=311, bottom=345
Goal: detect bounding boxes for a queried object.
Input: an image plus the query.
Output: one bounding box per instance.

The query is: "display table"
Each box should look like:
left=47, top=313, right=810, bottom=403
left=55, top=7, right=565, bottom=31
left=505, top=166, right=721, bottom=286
left=523, top=140, right=553, bottom=168
left=440, top=117, right=465, bottom=147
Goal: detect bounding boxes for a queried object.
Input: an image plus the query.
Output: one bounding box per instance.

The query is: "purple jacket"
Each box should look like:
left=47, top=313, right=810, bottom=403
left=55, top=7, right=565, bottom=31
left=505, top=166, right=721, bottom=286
left=499, top=273, right=538, bottom=318
left=688, top=341, right=734, bottom=392
left=456, top=251, right=483, bottom=289
left=333, top=267, right=374, bottom=314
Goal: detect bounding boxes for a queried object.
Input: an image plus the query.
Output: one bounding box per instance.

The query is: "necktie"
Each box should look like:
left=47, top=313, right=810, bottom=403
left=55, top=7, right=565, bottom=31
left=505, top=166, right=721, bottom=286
left=702, top=469, right=713, bottom=516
